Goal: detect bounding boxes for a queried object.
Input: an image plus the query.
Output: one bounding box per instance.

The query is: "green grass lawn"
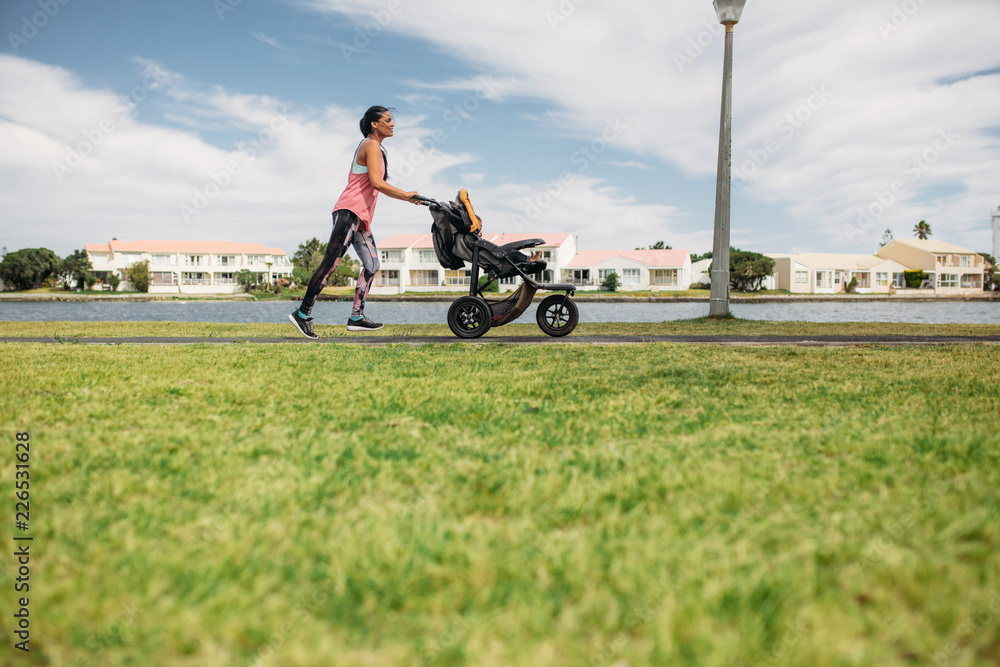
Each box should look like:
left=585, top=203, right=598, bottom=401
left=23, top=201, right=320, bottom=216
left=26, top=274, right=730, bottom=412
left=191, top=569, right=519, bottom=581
left=2, top=318, right=1000, bottom=339
left=1, top=329, right=999, bottom=666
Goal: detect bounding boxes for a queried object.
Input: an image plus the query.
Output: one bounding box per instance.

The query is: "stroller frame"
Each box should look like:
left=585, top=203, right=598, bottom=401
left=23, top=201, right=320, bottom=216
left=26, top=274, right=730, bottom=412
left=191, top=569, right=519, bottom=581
left=415, top=191, right=579, bottom=338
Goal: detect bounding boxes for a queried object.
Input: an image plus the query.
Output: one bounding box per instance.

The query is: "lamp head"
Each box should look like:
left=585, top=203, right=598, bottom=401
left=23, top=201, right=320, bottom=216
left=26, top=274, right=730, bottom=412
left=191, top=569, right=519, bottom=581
left=713, top=0, right=747, bottom=25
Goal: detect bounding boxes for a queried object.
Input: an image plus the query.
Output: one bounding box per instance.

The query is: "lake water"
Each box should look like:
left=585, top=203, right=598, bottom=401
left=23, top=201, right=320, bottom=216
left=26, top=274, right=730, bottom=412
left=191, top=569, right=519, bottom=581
left=1, top=300, right=998, bottom=324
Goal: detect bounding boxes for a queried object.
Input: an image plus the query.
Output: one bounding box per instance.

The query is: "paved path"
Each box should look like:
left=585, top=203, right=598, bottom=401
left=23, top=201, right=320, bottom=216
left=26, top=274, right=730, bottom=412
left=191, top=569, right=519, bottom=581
left=3, top=335, right=999, bottom=347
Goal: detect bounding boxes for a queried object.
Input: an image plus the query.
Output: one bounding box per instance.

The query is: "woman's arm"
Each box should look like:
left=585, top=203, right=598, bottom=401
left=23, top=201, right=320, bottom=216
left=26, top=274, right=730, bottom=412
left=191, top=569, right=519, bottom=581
left=361, top=139, right=418, bottom=203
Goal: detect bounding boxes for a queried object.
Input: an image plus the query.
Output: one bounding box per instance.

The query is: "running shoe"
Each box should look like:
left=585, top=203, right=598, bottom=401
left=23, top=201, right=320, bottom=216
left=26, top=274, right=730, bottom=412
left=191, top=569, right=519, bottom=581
left=288, top=311, right=318, bottom=339
left=346, top=316, right=384, bottom=332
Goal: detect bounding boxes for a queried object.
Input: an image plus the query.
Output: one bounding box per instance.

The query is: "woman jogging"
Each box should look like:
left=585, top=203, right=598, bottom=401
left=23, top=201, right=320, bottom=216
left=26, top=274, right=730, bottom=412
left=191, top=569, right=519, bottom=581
left=289, top=106, right=419, bottom=339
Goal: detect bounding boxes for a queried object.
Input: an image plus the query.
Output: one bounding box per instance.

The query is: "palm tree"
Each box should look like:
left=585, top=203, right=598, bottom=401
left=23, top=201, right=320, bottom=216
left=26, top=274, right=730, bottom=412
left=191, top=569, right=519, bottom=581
left=913, top=220, right=931, bottom=240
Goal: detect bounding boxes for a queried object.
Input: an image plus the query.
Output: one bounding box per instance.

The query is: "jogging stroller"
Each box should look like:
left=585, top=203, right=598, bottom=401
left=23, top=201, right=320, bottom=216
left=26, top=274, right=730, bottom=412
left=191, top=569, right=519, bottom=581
left=414, top=189, right=578, bottom=338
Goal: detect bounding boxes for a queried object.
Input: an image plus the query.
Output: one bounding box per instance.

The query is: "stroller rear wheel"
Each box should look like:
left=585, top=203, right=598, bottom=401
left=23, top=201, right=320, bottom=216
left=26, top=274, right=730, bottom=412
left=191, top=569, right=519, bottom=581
left=448, top=296, right=492, bottom=338
left=536, top=294, right=578, bottom=337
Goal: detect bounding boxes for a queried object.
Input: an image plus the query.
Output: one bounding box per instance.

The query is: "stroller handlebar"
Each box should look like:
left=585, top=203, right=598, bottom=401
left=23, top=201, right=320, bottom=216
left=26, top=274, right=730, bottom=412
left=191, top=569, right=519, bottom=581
left=411, top=195, right=440, bottom=207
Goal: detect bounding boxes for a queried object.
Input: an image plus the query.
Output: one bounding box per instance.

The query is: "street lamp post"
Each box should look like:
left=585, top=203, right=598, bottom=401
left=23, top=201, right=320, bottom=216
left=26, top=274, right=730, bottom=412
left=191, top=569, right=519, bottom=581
left=709, top=0, right=747, bottom=318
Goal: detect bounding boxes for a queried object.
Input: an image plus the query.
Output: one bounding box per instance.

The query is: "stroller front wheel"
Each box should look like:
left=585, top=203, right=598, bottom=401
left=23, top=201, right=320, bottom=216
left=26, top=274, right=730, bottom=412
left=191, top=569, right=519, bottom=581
left=448, top=296, right=492, bottom=338
left=536, top=294, right=578, bottom=337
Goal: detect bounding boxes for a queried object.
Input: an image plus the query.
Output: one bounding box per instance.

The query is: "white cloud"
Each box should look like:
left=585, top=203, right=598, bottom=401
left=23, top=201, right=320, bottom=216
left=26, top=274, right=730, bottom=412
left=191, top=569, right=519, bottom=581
left=252, top=32, right=283, bottom=49
left=0, top=53, right=687, bottom=259
left=302, top=0, right=1000, bottom=253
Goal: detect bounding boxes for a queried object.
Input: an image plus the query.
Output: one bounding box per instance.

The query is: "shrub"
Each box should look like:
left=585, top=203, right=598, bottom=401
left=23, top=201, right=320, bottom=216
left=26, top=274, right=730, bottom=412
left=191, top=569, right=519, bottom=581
left=236, top=269, right=256, bottom=293
left=846, top=276, right=858, bottom=294
left=903, top=270, right=926, bottom=288
left=127, top=260, right=152, bottom=293
left=478, top=275, right=499, bottom=293
left=600, top=272, right=620, bottom=292
left=107, top=274, right=121, bottom=292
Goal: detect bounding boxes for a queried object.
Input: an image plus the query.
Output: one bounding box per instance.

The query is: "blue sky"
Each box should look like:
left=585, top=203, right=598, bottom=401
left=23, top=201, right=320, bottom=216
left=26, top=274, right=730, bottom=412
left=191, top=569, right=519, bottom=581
left=1, top=0, right=998, bottom=259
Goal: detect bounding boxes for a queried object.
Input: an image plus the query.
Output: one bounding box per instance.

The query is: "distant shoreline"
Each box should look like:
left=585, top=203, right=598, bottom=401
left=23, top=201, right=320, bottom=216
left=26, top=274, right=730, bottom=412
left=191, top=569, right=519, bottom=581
left=1, top=292, right=997, bottom=304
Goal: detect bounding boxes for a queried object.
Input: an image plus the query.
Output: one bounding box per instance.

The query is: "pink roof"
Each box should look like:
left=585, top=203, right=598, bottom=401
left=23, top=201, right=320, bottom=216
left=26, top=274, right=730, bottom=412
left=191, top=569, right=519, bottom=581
left=86, top=240, right=287, bottom=256
left=565, top=249, right=689, bottom=268
left=378, top=232, right=572, bottom=250
left=484, top=232, right=572, bottom=247
left=379, top=234, right=431, bottom=249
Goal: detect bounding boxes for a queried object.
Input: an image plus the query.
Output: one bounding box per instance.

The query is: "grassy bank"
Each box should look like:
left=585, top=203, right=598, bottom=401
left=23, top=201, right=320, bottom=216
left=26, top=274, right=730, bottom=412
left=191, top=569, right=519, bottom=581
left=1, top=337, right=998, bottom=666
left=2, top=318, right=1000, bottom=339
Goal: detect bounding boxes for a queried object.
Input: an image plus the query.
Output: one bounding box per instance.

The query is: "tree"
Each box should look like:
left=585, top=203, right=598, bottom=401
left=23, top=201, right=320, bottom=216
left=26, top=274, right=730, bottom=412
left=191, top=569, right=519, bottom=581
left=709, top=248, right=775, bottom=292
left=292, top=238, right=326, bottom=273
left=600, top=271, right=621, bottom=292
left=913, top=220, right=931, bottom=240
left=107, top=273, right=121, bottom=292
left=635, top=241, right=671, bottom=250
left=330, top=257, right=359, bottom=287
left=0, top=247, right=60, bottom=290
left=981, top=253, right=998, bottom=291
left=879, top=228, right=893, bottom=249
left=60, top=249, right=95, bottom=290
left=236, top=269, right=256, bottom=293
left=690, top=251, right=712, bottom=263
left=128, top=259, right=152, bottom=293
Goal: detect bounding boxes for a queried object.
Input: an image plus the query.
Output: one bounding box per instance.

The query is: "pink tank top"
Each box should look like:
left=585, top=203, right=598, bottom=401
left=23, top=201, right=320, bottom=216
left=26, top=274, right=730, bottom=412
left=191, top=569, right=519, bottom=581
left=333, top=143, right=383, bottom=232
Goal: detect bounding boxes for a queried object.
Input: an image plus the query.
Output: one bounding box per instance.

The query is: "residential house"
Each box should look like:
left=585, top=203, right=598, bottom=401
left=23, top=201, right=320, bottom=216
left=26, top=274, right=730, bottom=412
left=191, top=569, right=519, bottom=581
left=86, top=240, right=292, bottom=294
left=876, top=239, right=985, bottom=294
left=770, top=253, right=908, bottom=294
left=372, top=232, right=576, bottom=293
left=562, top=249, right=692, bottom=291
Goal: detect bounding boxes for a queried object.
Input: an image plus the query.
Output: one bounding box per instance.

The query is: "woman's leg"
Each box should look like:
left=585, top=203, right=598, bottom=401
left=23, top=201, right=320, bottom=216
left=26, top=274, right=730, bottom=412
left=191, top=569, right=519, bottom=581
left=349, top=229, right=380, bottom=319
left=298, top=211, right=359, bottom=317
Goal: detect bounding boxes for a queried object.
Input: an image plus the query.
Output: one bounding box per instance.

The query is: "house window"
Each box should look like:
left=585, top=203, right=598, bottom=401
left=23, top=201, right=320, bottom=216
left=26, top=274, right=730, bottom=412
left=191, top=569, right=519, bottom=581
left=181, top=272, right=211, bottom=284
left=876, top=272, right=888, bottom=287
left=217, top=273, right=235, bottom=285
left=380, top=250, right=402, bottom=263
left=598, top=269, right=617, bottom=281
left=445, top=270, right=471, bottom=285
left=892, top=272, right=906, bottom=287
left=564, top=269, right=590, bottom=284
left=795, top=271, right=808, bottom=284
left=815, top=271, right=831, bottom=288
left=959, top=255, right=971, bottom=267
left=152, top=254, right=173, bottom=266
left=650, top=269, right=678, bottom=286
left=854, top=272, right=870, bottom=288
left=960, top=274, right=981, bottom=289
left=185, top=255, right=202, bottom=267
left=410, top=270, right=438, bottom=286
left=376, top=270, right=399, bottom=286
left=622, top=268, right=640, bottom=283
left=246, top=255, right=264, bottom=266
left=939, top=274, right=958, bottom=288
left=151, top=272, right=176, bottom=286
left=417, top=250, right=437, bottom=263
left=217, top=255, right=236, bottom=267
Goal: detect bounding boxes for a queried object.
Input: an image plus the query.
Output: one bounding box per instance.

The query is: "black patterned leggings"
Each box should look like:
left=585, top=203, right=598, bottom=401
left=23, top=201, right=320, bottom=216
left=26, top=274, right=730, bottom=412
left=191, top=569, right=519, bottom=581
left=298, top=209, right=381, bottom=318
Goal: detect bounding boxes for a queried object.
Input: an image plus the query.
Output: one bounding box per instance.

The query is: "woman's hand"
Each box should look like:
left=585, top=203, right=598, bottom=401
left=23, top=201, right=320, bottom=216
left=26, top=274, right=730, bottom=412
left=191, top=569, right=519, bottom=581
left=405, top=191, right=420, bottom=204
